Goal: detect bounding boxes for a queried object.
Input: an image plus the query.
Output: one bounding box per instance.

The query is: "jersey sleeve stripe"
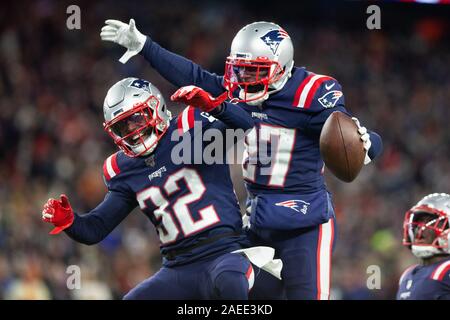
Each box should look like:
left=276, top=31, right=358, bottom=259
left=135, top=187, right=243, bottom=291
left=103, top=161, right=111, bottom=181
left=188, top=106, right=195, bottom=128
left=295, top=74, right=326, bottom=108
left=111, top=153, right=120, bottom=174
left=176, top=112, right=183, bottom=135
left=178, top=106, right=195, bottom=135
left=304, top=76, right=334, bottom=109
left=431, top=260, right=450, bottom=281
left=103, top=153, right=120, bottom=181
left=292, top=74, right=314, bottom=107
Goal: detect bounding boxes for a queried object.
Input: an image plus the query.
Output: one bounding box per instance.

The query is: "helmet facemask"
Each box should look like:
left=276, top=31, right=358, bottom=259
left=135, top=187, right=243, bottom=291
left=104, top=96, right=169, bottom=157
left=403, top=206, right=450, bottom=258
left=224, top=56, right=285, bottom=104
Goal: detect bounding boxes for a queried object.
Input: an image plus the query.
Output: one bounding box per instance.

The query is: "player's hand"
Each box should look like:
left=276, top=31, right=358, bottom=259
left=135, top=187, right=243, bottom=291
left=42, top=194, right=75, bottom=235
left=100, top=19, right=147, bottom=64
left=351, top=117, right=372, bottom=165
left=170, top=86, right=228, bottom=113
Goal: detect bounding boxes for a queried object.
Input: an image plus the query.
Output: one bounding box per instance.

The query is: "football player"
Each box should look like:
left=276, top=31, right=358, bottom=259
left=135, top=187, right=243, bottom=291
left=100, top=19, right=383, bottom=299
left=397, top=193, right=450, bottom=300
left=41, top=78, right=283, bottom=299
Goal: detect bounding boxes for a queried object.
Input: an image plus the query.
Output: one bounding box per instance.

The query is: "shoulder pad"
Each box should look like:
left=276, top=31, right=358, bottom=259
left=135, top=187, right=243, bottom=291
left=399, top=264, right=417, bottom=285
left=176, top=106, right=196, bottom=135
left=176, top=105, right=217, bottom=135
left=430, top=260, right=450, bottom=282
left=103, top=152, right=121, bottom=182
left=292, top=74, right=344, bottom=111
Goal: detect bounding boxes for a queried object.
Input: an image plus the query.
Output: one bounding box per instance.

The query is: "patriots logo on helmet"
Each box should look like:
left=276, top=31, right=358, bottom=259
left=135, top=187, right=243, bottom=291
left=275, top=200, right=310, bottom=214
left=318, top=90, right=343, bottom=109
left=260, top=29, right=290, bottom=54
left=130, top=79, right=151, bottom=92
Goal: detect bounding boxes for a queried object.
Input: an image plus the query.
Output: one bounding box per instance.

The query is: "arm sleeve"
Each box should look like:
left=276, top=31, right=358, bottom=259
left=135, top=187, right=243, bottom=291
left=64, top=190, right=137, bottom=245
left=308, top=107, right=383, bottom=162
left=305, top=78, right=383, bottom=162
left=209, top=102, right=254, bottom=131
left=140, top=37, right=225, bottom=96
left=367, top=131, right=383, bottom=161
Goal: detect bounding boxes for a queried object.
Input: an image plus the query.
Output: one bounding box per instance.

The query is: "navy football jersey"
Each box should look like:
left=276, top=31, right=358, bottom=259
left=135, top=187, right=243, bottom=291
left=397, top=258, right=450, bottom=300
left=237, top=67, right=349, bottom=195
left=140, top=39, right=383, bottom=231
left=103, top=107, right=248, bottom=266
left=140, top=41, right=382, bottom=194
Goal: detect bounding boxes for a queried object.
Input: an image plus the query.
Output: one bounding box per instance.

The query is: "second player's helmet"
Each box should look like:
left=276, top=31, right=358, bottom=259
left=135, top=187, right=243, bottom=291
left=103, top=78, right=172, bottom=157
left=403, top=193, right=450, bottom=258
left=224, top=21, right=294, bottom=105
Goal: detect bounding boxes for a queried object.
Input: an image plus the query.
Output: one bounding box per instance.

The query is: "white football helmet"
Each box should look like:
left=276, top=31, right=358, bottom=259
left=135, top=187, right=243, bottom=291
left=103, top=78, right=171, bottom=157
left=403, top=193, right=450, bottom=259
left=224, top=21, right=294, bottom=105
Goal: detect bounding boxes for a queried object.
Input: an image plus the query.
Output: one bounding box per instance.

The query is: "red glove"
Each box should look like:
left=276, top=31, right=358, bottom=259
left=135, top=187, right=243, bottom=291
left=170, top=85, right=228, bottom=113
left=42, top=194, right=74, bottom=235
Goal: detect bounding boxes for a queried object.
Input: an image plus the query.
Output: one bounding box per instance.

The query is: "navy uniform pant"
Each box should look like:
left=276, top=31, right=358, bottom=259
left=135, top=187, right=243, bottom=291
left=247, top=218, right=337, bottom=300
left=124, top=252, right=256, bottom=300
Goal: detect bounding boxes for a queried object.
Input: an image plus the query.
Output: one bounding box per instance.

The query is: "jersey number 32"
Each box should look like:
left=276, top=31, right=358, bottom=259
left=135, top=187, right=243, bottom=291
left=136, top=168, right=220, bottom=244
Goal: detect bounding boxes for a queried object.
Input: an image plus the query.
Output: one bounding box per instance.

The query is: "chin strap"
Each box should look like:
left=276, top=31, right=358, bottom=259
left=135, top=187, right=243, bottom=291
left=411, top=245, right=442, bottom=258
left=237, top=62, right=293, bottom=106
left=239, top=91, right=270, bottom=106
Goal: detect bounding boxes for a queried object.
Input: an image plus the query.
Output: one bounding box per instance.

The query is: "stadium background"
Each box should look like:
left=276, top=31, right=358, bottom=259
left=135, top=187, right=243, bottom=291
left=0, top=0, right=449, bottom=299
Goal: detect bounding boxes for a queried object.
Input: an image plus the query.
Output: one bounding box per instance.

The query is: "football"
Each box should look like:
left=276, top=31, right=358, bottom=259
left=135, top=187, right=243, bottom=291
left=319, top=111, right=365, bottom=182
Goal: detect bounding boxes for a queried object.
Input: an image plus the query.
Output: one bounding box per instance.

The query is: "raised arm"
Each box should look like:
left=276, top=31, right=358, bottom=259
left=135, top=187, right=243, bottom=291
left=100, top=19, right=225, bottom=96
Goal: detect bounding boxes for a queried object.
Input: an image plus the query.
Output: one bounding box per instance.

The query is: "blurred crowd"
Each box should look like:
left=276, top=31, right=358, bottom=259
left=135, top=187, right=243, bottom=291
left=0, top=0, right=449, bottom=299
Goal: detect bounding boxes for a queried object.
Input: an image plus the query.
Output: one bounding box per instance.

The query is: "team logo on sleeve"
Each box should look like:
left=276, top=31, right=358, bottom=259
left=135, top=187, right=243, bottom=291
left=129, top=79, right=150, bottom=92
left=318, top=90, right=343, bottom=108
left=260, top=29, right=290, bottom=54
left=275, top=200, right=310, bottom=214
